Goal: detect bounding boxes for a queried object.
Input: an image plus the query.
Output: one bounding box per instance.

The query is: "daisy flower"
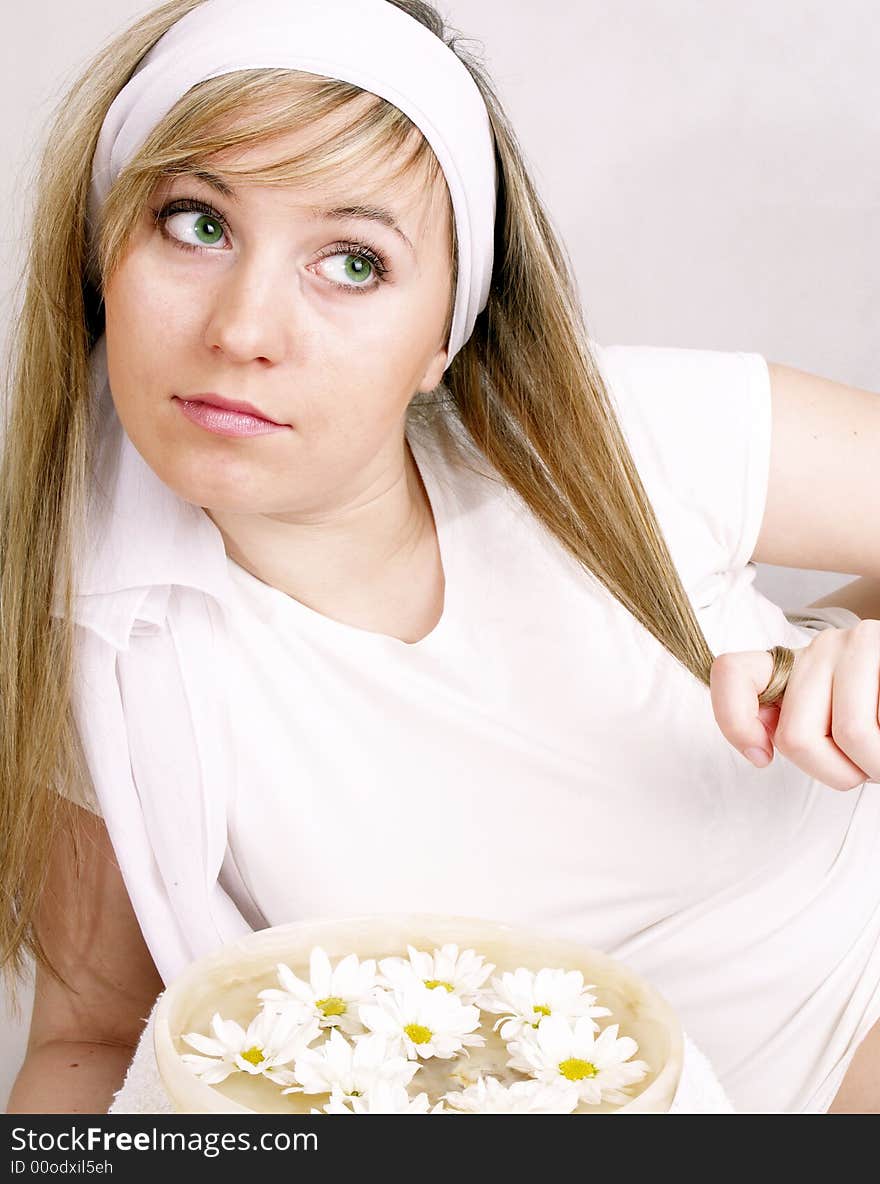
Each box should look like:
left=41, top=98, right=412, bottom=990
left=315, top=1081, right=448, bottom=1114
left=180, top=1007, right=321, bottom=1086
left=377, top=944, right=495, bottom=1006
left=359, top=982, right=485, bottom=1060
left=257, top=947, right=381, bottom=1036
left=507, top=1016, right=650, bottom=1106
left=481, top=966, right=612, bottom=1041
left=444, top=1075, right=580, bottom=1114
left=281, top=1028, right=420, bottom=1099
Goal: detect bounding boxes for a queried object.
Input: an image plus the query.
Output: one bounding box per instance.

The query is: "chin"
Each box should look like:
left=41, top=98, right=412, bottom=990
left=142, top=444, right=259, bottom=514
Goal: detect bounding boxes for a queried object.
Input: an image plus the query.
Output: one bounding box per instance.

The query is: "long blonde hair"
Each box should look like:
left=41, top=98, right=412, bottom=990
left=1, top=0, right=720, bottom=1015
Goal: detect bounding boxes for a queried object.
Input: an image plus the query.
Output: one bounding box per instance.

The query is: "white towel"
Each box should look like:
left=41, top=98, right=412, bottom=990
left=109, top=995, right=735, bottom=1114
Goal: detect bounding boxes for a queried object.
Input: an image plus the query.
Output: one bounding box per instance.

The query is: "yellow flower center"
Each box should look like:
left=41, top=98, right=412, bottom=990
left=424, top=979, right=455, bottom=992
left=558, top=1057, right=598, bottom=1082
left=531, top=1004, right=552, bottom=1027
left=404, top=1022, right=434, bottom=1045
left=316, top=996, right=347, bottom=1018
left=240, top=1045, right=266, bottom=1066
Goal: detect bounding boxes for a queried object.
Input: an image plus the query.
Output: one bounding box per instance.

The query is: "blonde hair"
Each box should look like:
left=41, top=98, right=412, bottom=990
left=1, top=0, right=721, bottom=1015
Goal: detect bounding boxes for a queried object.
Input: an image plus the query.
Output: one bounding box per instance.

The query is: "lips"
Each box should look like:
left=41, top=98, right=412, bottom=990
left=178, top=394, right=287, bottom=426
left=175, top=396, right=291, bottom=438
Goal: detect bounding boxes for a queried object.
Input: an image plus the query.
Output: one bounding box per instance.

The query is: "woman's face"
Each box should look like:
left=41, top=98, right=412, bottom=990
left=102, top=118, right=454, bottom=517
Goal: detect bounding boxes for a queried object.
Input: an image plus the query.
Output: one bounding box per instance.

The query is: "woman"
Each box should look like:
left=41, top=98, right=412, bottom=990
left=3, top=0, right=879, bottom=1114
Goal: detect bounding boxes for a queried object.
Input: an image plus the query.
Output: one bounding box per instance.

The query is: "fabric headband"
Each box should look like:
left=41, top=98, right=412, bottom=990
left=88, top=0, right=498, bottom=366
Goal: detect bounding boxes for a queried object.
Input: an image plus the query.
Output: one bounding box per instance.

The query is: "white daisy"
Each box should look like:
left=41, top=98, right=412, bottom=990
left=377, top=943, right=495, bottom=1006
left=507, top=1016, right=650, bottom=1106
left=257, top=947, right=381, bottom=1036
left=481, top=966, right=612, bottom=1041
left=359, top=982, right=486, bottom=1060
left=180, top=1007, right=321, bottom=1086
left=314, top=1081, right=448, bottom=1114
left=280, top=1028, right=420, bottom=1099
left=444, top=1075, right=580, bottom=1114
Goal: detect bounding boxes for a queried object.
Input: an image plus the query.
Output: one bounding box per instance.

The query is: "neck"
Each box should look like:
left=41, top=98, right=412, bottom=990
left=205, top=439, right=435, bottom=615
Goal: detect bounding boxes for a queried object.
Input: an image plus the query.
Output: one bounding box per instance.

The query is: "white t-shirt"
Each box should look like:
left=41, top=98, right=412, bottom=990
left=63, top=341, right=876, bottom=1115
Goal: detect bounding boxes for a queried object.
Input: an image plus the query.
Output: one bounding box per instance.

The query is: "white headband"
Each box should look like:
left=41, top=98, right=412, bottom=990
left=88, top=0, right=497, bottom=366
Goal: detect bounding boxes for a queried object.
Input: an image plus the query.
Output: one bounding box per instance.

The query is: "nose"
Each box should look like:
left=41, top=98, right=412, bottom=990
left=202, top=253, right=293, bottom=365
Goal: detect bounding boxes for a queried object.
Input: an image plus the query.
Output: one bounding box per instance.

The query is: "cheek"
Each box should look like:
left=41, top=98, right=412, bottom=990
left=304, top=365, right=415, bottom=452
left=104, top=255, right=197, bottom=390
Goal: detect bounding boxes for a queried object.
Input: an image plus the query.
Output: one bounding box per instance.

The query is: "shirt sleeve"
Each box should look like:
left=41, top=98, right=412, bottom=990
left=592, top=342, right=772, bottom=596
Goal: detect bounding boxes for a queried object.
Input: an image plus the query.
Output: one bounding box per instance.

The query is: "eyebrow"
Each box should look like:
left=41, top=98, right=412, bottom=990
left=164, top=167, right=415, bottom=253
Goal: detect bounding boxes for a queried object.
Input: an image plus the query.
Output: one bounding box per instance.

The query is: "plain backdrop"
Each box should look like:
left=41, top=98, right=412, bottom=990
left=2, top=0, right=878, bottom=1108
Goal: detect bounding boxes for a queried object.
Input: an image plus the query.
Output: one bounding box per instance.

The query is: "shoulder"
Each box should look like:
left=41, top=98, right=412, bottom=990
left=591, top=340, right=772, bottom=582
left=592, top=340, right=770, bottom=438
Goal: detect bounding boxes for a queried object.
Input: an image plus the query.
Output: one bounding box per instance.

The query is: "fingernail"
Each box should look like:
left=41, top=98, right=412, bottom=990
left=744, top=747, right=771, bottom=768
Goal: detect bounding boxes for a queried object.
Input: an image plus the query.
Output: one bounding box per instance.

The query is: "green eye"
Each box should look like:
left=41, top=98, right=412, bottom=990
left=342, top=255, right=373, bottom=284
left=192, top=214, right=224, bottom=245
left=155, top=201, right=228, bottom=249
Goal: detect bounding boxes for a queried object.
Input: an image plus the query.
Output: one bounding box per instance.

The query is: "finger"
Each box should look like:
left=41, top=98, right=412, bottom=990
left=774, top=639, right=870, bottom=791
left=709, top=650, right=778, bottom=766
left=828, top=621, right=880, bottom=784
left=757, top=701, right=782, bottom=746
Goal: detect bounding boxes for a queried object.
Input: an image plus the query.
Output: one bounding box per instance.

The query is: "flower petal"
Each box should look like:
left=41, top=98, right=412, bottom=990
left=180, top=1032, right=225, bottom=1057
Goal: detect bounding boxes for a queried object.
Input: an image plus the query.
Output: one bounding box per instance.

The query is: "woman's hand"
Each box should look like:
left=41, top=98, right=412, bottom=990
left=709, top=619, right=880, bottom=789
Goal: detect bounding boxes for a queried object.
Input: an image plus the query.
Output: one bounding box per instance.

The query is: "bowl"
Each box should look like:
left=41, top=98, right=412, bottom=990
left=154, top=913, right=684, bottom=1113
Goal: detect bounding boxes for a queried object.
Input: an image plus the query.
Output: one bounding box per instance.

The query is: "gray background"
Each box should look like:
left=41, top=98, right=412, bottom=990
left=2, top=0, right=877, bottom=1108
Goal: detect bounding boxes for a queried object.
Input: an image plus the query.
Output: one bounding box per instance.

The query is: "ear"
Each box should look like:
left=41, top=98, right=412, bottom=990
left=416, top=343, right=449, bottom=394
